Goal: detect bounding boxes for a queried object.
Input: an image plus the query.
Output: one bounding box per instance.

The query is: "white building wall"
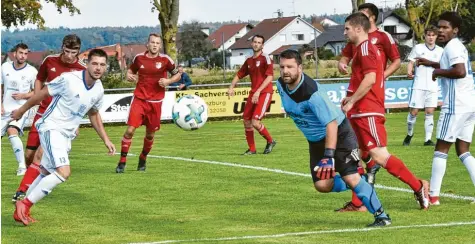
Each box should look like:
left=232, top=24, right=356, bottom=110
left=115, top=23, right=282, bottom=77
left=263, top=18, right=321, bottom=55
left=219, top=26, right=252, bottom=51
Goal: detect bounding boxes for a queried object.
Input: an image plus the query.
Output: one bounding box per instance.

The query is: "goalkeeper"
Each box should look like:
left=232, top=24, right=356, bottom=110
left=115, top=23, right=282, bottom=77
left=276, top=49, right=391, bottom=227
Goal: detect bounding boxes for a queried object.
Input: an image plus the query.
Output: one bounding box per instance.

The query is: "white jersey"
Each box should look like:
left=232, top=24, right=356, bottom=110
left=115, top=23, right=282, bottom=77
left=439, top=38, right=475, bottom=114
left=1, top=62, right=37, bottom=114
left=407, top=43, right=444, bottom=92
left=35, top=70, right=104, bottom=138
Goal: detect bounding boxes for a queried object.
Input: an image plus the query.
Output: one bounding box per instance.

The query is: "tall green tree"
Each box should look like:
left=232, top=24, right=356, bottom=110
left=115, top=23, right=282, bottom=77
left=1, top=0, right=80, bottom=29
left=351, top=0, right=366, bottom=13
left=151, top=0, right=179, bottom=61
left=406, top=0, right=468, bottom=42
left=178, top=21, right=212, bottom=67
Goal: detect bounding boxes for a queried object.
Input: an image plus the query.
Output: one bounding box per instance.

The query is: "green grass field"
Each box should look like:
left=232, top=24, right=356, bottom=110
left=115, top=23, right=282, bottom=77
left=2, top=112, right=475, bottom=244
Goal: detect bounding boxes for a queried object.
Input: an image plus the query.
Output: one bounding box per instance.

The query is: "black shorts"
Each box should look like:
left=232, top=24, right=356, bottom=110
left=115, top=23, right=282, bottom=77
left=308, top=119, right=360, bottom=182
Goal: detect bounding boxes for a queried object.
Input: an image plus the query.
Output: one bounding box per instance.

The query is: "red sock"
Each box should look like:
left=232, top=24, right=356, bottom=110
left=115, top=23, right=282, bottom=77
left=17, top=162, right=41, bottom=193
left=384, top=155, right=422, bottom=192
left=258, top=125, right=273, bottom=143
left=245, top=128, right=256, bottom=152
left=139, top=137, right=154, bottom=161
left=120, top=137, right=132, bottom=163
left=23, top=198, right=34, bottom=207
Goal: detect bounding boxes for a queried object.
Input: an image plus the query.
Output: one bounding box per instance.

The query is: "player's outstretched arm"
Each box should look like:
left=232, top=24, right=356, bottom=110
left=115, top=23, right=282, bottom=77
left=11, top=86, right=50, bottom=120
left=407, top=60, right=415, bottom=78
left=433, top=63, right=466, bottom=81
left=88, top=109, right=116, bottom=155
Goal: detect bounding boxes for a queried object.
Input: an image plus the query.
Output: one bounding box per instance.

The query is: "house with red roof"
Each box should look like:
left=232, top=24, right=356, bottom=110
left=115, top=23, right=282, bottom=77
left=207, top=23, right=253, bottom=51
left=228, top=15, right=321, bottom=67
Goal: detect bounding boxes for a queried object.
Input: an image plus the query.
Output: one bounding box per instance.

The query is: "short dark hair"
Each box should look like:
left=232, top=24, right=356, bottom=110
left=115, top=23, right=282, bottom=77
left=424, top=25, right=438, bottom=35
left=88, top=49, right=108, bottom=62
left=148, top=33, right=162, bottom=42
left=279, top=49, right=302, bottom=65
left=13, top=43, right=29, bottom=52
left=345, top=12, right=370, bottom=32
left=358, top=3, right=379, bottom=21
left=252, top=34, right=265, bottom=43
left=439, top=11, right=462, bottom=29
left=62, top=34, right=81, bottom=50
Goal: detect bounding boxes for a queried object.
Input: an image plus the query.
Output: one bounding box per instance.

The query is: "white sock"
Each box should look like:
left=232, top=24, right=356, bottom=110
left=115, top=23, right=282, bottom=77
left=27, top=172, right=65, bottom=204
left=430, top=151, right=448, bottom=197
left=459, top=152, right=475, bottom=188
left=407, top=113, right=417, bottom=136
left=424, top=114, right=434, bottom=142
left=26, top=174, right=45, bottom=196
left=8, top=135, right=26, bottom=168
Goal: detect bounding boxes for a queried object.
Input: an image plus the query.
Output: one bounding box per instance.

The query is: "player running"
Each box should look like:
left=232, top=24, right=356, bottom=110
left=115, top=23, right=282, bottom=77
left=428, top=12, right=475, bottom=205
left=336, top=3, right=401, bottom=212
left=1, top=43, right=37, bottom=176
left=115, top=33, right=181, bottom=173
left=277, top=49, right=391, bottom=227
left=12, top=34, right=86, bottom=202
left=403, top=26, right=444, bottom=146
left=12, top=49, right=115, bottom=226
left=227, top=34, right=276, bottom=155
left=341, top=12, right=430, bottom=210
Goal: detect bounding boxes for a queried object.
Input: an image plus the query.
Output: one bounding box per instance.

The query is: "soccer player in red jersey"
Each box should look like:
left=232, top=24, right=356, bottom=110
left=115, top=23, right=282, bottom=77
left=115, top=33, right=181, bottom=173
left=227, top=35, right=276, bottom=155
left=12, top=34, right=86, bottom=202
left=336, top=3, right=401, bottom=212
left=341, top=12, right=430, bottom=210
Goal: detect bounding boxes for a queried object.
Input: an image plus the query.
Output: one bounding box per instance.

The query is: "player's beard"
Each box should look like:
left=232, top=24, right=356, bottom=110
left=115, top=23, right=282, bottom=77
left=282, top=72, right=299, bottom=85
left=88, top=69, right=103, bottom=80
left=16, top=59, right=26, bottom=65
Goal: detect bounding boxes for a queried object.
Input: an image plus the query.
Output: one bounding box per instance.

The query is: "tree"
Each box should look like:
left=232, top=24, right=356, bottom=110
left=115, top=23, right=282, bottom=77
left=351, top=0, right=365, bottom=13
left=406, top=0, right=469, bottom=42
left=1, top=0, right=80, bottom=29
left=459, top=0, right=475, bottom=42
left=151, top=0, right=179, bottom=61
left=178, top=21, right=212, bottom=67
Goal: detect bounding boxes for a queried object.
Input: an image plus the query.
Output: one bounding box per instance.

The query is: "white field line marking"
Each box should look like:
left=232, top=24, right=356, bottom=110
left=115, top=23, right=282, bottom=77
left=82, top=153, right=475, bottom=202
left=129, top=221, right=475, bottom=244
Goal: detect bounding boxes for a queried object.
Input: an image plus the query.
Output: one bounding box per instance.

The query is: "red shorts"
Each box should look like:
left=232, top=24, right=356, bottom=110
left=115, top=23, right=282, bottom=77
left=26, top=113, right=42, bottom=150
left=349, top=116, right=387, bottom=151
left=243, top=92, right=273, bottom=120
left=127, top=97, right=162, bottom=132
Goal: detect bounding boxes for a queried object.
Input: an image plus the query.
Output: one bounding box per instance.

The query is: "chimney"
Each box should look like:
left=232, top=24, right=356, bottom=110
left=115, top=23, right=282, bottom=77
left=277, top=9, right=283, bottom=18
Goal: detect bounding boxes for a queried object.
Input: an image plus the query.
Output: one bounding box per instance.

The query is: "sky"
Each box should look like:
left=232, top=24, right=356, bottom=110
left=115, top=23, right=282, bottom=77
left=8, top=0, right=405, bottom=30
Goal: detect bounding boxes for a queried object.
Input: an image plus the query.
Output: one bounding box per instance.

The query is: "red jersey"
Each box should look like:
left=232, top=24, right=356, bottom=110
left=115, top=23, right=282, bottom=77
left=36, top=54, right=87, bottom=113
left=237, top=53, right=274, bottom=93
left=347, top=40, right=385, bottom=118
left=342, top=29, right=400, bottom=70
left=130, top=52, right=176, bottom=101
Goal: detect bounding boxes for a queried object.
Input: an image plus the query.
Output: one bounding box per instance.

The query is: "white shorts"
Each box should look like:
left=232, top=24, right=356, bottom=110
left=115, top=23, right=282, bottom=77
left=436, top=112, right=475, bottom=143
left=1, top=110, right=31, bottom=136
left=39, top=130, right=72, bottom=173
left=409, top=89, right=438, bottom=109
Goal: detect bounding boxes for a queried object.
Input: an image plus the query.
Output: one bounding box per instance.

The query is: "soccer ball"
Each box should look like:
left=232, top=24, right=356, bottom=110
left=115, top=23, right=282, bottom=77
left=172, top=94, right=208, bottom=131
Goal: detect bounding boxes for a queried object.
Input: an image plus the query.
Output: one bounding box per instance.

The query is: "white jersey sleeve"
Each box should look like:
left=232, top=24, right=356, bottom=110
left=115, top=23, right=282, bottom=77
left=46, top=75, right=68, bottom=97
left=92, top=93, right=104, bottom=111
left=445, top=41, right=467, bottom=67
left=407, top=45, right=419, bottom=62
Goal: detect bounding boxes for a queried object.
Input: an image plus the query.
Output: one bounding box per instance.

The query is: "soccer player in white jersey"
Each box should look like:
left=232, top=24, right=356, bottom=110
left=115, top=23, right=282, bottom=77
left=403, top=26, right=444, bottom=146
left=427, top=12, right=475, bottom=205
left=1, top=43, right=38, bottom=176
left=11, top=49, right=116, bottom=226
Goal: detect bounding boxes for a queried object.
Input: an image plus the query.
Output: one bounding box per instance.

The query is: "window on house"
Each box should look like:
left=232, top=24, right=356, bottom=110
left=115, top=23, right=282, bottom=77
left=280, top=34, right=286, bottom=42
left=235, top=37, right=240, bottom=42
left=240, top=53, right=244, bottom=56
left=384, top=25, right=397, bottom=34
left=292, top=34, right=305, bottom=41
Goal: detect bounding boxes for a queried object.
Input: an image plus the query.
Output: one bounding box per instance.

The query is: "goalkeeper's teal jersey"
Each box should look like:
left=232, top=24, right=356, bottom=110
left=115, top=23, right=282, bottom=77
left=276, top=73, right=345, bottom=142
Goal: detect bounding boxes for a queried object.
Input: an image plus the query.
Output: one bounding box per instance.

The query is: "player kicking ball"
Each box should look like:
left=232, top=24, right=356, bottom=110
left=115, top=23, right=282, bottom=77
left=428, top=12, right=475, bottom=205
left=228, top=35, right=276, bottom=155
left=403, top=26, right=443, bottom=146
left=1, top=43, right=37, bottom=176
left=277, top=49, right=391, bottom=227
left=11, top=49, right=116, bottom=226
